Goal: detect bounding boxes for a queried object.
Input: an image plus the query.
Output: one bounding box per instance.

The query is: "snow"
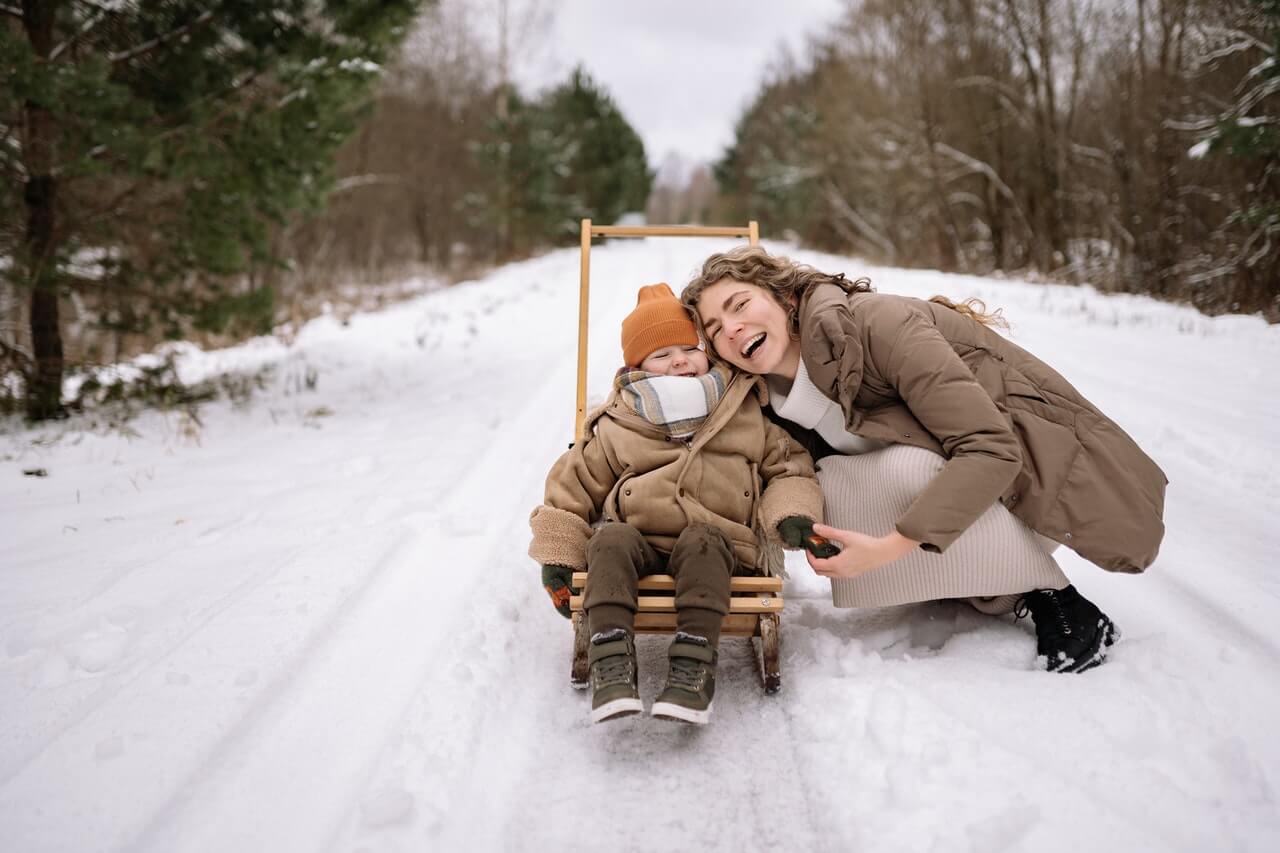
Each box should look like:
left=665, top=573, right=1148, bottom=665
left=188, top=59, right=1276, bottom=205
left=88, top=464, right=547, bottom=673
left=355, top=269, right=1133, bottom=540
left=338, top=59, right=382, bottom=74
left=2, top=240, right=1279, bottom=852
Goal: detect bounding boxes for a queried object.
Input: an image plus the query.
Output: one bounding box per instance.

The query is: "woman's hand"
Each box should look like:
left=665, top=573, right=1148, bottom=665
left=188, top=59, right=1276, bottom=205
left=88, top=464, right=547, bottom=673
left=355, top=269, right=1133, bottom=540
left=805, top=524, right=919, bottom=579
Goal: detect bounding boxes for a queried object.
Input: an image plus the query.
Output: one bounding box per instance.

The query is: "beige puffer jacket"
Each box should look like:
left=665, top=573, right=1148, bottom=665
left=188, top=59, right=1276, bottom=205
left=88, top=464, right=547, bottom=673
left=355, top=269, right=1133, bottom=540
left=789, top=283, right=1167, bottom=573
left=529, top=372, right=824, bottom=574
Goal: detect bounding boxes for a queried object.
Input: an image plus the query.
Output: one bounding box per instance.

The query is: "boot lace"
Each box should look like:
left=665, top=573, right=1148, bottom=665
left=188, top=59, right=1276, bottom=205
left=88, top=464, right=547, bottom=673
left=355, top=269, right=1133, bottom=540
left=593, top=653, right=633, bottom=687
left=667, top=656, right=706, bottom=692
left=1016, top=590, right=1073, bottom=638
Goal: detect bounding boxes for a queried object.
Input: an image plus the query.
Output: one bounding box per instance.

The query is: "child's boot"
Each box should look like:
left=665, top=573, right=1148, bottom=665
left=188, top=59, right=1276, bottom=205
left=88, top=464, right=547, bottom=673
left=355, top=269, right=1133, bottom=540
left=587, top=628, right=642, bottom=723
left=651, top=632, right=717, bottom=725
left=1015, top=585, right=1119, bottom=673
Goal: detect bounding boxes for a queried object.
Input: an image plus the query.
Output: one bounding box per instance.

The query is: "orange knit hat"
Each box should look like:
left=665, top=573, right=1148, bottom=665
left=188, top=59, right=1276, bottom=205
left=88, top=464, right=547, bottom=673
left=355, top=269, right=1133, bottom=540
left=621, top=282, right=700, bottom=367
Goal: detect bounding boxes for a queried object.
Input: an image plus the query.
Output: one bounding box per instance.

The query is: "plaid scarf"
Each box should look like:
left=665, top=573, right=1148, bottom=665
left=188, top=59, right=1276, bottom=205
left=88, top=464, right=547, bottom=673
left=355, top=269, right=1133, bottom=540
left=614, top=363, right=733, bottom=440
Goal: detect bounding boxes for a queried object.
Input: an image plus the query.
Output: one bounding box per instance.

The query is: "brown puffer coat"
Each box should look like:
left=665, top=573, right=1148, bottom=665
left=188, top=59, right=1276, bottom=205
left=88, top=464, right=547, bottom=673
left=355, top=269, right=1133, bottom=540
left=529, top=372, right=824, bottom=574
left=785, top=283, right=1168, bottom=573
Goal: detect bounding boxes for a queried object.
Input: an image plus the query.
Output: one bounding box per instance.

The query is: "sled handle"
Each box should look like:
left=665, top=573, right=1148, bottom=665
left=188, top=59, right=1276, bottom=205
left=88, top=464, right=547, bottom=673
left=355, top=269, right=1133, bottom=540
left=574, top=220, right=759, bottom=444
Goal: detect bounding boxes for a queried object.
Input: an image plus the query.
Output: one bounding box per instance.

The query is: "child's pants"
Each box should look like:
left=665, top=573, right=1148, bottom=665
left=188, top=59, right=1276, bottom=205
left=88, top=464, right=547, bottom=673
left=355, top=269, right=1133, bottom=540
left=582, top=522, right=734, bottom=646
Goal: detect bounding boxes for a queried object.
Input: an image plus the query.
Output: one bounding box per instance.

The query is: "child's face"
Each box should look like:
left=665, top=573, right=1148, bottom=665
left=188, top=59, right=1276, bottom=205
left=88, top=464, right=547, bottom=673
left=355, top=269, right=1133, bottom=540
left=639, top=344, right=710, bottom=377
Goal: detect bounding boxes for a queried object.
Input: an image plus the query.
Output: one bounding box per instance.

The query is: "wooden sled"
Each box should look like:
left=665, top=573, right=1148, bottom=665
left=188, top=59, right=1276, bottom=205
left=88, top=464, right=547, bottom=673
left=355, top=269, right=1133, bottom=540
left=567, top=219, right=782, bottom=694
left=569, top=574, right=783, bottom=694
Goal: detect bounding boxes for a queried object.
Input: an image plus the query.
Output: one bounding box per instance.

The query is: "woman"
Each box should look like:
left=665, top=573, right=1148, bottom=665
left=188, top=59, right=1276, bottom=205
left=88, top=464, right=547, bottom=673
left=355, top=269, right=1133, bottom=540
left=681, top=246, right=1168, bottom=673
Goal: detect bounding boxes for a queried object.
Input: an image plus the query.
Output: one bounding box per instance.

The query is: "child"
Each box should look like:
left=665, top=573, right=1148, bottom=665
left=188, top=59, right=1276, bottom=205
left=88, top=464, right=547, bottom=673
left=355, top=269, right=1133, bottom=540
left=529, top=283, right=830, bottom=725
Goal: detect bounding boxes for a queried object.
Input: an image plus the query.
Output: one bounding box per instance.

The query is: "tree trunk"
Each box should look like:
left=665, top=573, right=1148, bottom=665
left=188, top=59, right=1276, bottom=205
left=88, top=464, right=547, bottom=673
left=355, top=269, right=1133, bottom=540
left=22, top=0, right=66, bottom=420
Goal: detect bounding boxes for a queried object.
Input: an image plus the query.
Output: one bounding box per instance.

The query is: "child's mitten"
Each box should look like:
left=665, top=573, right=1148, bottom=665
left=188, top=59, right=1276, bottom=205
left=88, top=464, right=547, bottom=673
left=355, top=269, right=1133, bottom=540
left=777, top=516, right=840, bottom=558
left=541, top=564, right=575, bottom=618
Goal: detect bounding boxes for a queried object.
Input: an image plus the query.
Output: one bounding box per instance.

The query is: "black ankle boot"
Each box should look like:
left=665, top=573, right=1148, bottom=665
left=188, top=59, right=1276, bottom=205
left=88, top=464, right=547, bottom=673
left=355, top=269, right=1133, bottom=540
left=1015, top=585, right=1119, bottom=673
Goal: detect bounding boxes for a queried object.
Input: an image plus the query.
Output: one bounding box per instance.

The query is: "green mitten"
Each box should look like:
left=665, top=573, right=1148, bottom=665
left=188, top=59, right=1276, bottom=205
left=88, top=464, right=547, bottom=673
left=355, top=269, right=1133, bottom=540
left=776, top=516, right=840, bottom=558
left=541, top=564, right=575, bottom=618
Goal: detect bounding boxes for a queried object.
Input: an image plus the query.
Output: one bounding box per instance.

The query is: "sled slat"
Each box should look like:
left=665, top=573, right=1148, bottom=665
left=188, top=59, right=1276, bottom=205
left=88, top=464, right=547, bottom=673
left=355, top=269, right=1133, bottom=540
left=633, top=613, right=760, bottom=635
left=569, top=594, right=781, bottom=614
left=570, top=572, right=781, bottom=593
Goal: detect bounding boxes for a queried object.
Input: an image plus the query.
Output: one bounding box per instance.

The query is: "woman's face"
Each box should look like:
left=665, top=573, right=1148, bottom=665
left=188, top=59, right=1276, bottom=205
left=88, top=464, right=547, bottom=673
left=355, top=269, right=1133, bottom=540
left=695, top=278, right=800, bottom=377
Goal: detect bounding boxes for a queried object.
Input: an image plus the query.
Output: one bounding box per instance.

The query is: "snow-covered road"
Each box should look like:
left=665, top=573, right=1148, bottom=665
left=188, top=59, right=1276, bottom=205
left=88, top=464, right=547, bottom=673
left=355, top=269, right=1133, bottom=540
left=3, top=240, right=1278, bottom=852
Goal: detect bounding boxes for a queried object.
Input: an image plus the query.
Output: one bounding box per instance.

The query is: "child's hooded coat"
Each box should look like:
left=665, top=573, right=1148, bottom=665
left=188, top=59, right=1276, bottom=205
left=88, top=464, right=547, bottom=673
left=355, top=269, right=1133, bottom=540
left=529, top=372, right=823, bottom=574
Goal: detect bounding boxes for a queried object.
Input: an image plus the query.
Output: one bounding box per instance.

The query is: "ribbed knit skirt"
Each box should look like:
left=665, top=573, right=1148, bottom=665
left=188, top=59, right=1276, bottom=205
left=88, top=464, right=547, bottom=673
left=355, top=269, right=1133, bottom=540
left=817, top=445, right=1069, bottom=610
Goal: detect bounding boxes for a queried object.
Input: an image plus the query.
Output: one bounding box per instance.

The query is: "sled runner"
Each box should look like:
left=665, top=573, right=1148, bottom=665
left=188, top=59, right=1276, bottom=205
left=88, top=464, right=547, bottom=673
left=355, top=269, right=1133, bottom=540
left=566, top=219, right=784, bottom=694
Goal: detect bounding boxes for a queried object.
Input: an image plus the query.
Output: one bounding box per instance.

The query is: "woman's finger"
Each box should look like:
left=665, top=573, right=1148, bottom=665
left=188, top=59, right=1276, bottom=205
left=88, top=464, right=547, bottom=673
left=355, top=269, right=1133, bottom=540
left=811, top=522, right=853, bottom=543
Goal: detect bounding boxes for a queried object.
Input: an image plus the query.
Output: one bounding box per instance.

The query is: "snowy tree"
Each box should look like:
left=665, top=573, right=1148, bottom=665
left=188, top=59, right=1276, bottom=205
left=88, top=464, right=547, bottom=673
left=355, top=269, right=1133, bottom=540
left=468, top=67, right=651, bottom=259
left=716, top=0, right=1279, bottom=318
left=0, top=0, right=424, bottom=420
left=542, top=67, right=652, bottom=229
left=1185, top=0, right=1280, bottom=311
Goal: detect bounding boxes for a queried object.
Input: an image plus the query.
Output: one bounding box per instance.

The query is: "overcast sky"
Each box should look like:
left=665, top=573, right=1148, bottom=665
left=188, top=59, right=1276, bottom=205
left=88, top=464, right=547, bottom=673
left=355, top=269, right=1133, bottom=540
left=518, top=0, right=847, bottom=175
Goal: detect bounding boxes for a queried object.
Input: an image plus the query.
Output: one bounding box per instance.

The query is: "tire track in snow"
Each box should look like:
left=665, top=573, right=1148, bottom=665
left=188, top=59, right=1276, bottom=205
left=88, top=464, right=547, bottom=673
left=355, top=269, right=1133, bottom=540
left=0, top=543, right=301, bottom=790
left=124, top=527, right=446, bottom=852
left=318, top=355, right=587, bottom=850
left=127, top=310, right=585, bottom=851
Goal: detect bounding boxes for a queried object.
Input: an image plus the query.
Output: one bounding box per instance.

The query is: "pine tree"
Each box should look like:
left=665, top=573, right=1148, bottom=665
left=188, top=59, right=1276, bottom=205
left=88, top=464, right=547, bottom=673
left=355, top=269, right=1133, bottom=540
left=0, top=0, right=423, bottom=420
left=470, top=87, right=571, bottom=260
left=468, top=68, right=651, bottom=258
left=544, top=67, right=652, bottom=229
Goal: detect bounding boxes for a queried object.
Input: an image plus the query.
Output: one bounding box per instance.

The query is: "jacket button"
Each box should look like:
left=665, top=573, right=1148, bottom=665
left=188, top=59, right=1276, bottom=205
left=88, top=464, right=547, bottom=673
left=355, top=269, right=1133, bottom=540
left=903, top=433, right=911, bottom=438
left=624, top=489, right=631, bottom=496
left=1008, top=493, right=1019, bottom=505
left=1064, top=532, right=1072, bottom=540
left=744, top=491, right=750, bottom=497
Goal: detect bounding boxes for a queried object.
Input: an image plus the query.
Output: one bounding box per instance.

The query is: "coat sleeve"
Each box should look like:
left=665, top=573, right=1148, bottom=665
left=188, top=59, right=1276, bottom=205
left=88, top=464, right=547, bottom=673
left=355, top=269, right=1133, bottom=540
left=862, top=298, right=1022, bottom=552
left=756, top=419, right=825, bottom=545
left=528, top=432, right=619, bottom=570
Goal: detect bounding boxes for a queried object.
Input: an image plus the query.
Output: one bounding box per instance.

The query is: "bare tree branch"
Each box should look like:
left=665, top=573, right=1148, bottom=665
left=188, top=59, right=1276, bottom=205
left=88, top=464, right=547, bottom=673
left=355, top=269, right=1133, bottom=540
left=0, top=338, right=35, bottom=374
left=0, top=4, right=22, bottom=21
left=330, top=174, right=408, bottom=193
left=1200, top=38, right=1269, bottom=66
left=951, top=76, right=1034, bottom=131
left=1244, top=216, right=1279, bottom=267
left=821, top=181, right=897, bottom=259
left=1164, top=116, right=1218, bottom=132
left=932, top=141, right=1036, bottom=237
left=933, top=142, right=1018, bottom=201
left=1070, top=143, right=1110, bottom=167
left=1198, top=27, right=1273, bottom=58
left=1236, top=75, right=1280, bottom=114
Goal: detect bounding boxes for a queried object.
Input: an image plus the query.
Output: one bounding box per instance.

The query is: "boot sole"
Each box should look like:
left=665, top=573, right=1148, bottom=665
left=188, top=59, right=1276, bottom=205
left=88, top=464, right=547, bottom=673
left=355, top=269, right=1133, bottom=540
left=1052, top=618, right=1119, bottom=674
left=592, top=696, right=643, bottom=723
left=651, top=700, right=713, bottom=725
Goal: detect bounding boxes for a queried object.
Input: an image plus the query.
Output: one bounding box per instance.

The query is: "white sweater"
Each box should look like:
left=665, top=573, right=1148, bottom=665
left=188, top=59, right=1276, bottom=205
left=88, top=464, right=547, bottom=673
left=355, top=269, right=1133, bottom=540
left=766, top=359, right=889, bottom=455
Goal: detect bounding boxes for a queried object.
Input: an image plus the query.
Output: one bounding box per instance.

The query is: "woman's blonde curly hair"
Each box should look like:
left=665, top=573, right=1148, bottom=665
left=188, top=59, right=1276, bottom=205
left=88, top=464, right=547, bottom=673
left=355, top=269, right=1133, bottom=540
left=680, top=246, right=872, bottom=340
left=680, top=245, right=1008, bottom=339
